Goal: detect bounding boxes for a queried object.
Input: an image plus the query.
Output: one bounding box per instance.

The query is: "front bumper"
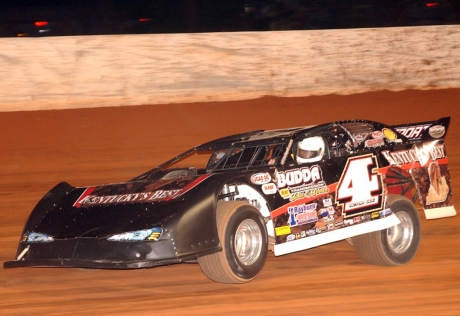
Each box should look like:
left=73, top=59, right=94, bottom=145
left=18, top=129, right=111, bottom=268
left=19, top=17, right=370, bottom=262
left=3, top=237, right=217, bottom=270
left=3, top=257, right=182, bottom=269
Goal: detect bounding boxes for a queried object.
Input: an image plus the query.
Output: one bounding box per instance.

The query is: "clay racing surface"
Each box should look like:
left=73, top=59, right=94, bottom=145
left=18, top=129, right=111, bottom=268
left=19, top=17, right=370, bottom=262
left=1, top=89, right=459, bottom=315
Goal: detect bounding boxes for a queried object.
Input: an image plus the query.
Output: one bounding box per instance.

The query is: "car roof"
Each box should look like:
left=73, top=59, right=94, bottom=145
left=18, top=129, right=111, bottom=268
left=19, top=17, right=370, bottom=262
left=195, top=125, right=319, bottom=151
left=195, top=118, right=401, bottom=151
left=138, top=118, right=410, bottom=177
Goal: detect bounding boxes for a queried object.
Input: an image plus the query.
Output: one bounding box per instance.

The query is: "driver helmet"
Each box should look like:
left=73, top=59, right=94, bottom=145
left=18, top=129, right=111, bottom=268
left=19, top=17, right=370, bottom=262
left=296, top=136, right=325, bottom=164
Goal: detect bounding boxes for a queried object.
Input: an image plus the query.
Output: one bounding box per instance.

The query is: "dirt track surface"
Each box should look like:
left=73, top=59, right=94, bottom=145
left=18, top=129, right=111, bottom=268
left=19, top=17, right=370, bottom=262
left=1, top=89, right=460, bottom=315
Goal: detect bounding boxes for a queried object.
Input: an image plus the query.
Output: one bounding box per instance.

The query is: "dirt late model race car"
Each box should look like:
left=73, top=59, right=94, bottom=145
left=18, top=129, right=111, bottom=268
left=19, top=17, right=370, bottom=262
left=4, top=117, right=456, bottom=283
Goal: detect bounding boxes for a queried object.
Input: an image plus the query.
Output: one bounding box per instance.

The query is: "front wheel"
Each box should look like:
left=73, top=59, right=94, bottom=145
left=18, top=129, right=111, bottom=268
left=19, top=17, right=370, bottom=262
left=351, top=194, right=421, bottom=266
left=198, top=201, right=268, bottom=283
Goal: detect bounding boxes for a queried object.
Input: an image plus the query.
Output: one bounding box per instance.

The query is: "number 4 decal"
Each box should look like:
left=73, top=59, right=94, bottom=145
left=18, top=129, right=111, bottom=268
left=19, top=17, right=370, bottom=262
left=336, top=154, right=383, bottom=216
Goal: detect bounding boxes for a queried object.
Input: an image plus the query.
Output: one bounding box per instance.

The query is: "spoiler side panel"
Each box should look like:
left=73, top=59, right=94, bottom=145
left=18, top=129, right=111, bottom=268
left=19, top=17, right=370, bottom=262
left=391, top=117, right=456, bottom=219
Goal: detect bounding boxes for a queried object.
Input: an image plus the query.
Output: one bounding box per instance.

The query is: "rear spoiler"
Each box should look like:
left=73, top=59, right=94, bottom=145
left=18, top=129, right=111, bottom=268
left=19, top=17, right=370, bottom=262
left=390, top=117, right=455, bottom=219
left=391, top=117, right=450, bottom=142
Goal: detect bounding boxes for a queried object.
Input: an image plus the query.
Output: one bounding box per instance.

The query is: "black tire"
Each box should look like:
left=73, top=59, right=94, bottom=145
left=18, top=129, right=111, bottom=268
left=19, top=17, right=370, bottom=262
left=198, top=201, right=268, bottom=283
left=351, top=194, right=421, bottom=266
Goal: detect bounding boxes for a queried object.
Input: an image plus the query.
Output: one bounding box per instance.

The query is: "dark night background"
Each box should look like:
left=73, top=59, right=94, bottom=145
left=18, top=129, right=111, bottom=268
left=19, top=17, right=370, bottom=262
left=1, top=0, right=459, bottom=37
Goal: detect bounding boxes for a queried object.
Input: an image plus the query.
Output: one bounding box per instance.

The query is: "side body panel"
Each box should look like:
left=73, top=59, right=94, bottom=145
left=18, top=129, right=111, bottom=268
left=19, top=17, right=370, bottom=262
left=238, top=117, right=455, bottom=256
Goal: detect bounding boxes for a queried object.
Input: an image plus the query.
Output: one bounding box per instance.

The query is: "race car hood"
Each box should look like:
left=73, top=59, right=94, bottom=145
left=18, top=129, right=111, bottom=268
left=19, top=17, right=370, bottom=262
left=24, top=174, right=215, bottom=239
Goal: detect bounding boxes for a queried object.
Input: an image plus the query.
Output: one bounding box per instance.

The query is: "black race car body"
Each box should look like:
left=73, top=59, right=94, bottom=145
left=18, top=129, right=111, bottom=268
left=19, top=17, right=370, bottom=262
left=4, top=117, right=456, bottom=283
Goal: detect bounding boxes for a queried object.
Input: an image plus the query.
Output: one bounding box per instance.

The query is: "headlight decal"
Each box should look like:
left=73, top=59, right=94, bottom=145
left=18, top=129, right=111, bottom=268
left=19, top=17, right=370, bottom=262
left=107, top=227, right=163, bottom=242
left=22, top=232, right=54, bottom=243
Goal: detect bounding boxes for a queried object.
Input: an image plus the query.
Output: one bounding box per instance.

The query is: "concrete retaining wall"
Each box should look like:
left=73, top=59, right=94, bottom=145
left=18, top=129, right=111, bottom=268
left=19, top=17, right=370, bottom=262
left=1, top=25, right=459, bottom=112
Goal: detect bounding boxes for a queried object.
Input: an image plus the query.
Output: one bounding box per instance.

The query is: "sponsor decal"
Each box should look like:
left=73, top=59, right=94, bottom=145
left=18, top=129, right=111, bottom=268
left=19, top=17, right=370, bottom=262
left=395, top=124, right=430, bottom=140
left=327, top=223, right=335, bottom=231
left=429, top=125, right=445, bottom=138
left=381, top=144, right=446, bottom=166
left=74, top=175, right=212, bottom=208
left=316, top=226, right=326, bottom=234
left=319, top=208, right=329, bottom=218
left=409, top=157, right=453, bottom=211
left=354, top=133, right=366, bottom=143
left=250, top=172, right=272, bottom=185
left=344, top=218, right=354, bottom=226
left=262, top=183, right=277, bottom=195
left=365, top=138, right=385, bottom=148
left=307, top=229, right=316, bottom=236
left=381, top=148, right=419, bottom=165
left=334, top=220, right=344, bottom=228
left=278, top=184, right=329, bottom=202
left=327, top=206, right=335, bottom=215
left=425, top=161, right=449, bottom=205
left=275, top=226, right=291, bottom=236
left=280, top=189, right=291, bottom=199
left=371, top=211, right=380, bottom=219
left=75, top=189, right=182, bottom=207
left=372, top=131, right=384, bottom=139
left=288, top=203, right=318, bottom=227
left=279, top=188, right=290, bottom=198
left=382, top=128, right=399, bottom=142
left=148, top=229, right=163, bottom=241
left=323, top=198, right=332, bottom=207
left=287, top=234, right=296, bottom=241
left=270, top=182, right=338, bottom=219
left=300, top=231, right=307, bottom=238
left=277, top=165, right=322, bottom=189
left=379, top=208, right=392, bottom=217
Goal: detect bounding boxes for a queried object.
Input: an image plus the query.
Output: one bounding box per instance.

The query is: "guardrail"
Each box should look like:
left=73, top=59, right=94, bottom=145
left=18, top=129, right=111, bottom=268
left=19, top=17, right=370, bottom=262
left=1, top=25, right=459, bottom=112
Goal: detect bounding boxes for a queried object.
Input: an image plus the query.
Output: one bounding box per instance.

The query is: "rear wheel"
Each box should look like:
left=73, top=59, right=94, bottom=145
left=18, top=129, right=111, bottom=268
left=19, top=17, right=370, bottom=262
left=351, top=194, right=421, bottom=266
left=198, top=201, right=268, bottom=283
